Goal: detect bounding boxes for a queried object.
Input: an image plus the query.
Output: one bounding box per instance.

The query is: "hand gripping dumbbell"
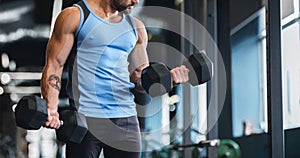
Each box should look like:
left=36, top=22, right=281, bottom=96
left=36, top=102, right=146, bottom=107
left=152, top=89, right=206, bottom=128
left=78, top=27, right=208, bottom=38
left=131, top=62, right=172, bottom=105
left=134, top=52, right=213, bottom=105
left=14, top=95, right=88, bottom=143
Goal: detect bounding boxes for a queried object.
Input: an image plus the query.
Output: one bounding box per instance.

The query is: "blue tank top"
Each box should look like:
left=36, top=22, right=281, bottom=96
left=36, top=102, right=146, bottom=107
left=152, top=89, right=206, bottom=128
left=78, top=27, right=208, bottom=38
left=66, top=0, right=138, bottom=118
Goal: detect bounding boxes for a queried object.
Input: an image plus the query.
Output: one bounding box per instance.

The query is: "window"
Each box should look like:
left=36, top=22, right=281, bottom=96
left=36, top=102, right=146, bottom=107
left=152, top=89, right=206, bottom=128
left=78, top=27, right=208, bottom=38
left=231, top=9, right=267, bottom=137
left=231, top=0, right=300, bottom=137
left=281, top=1, right=300, bottom=129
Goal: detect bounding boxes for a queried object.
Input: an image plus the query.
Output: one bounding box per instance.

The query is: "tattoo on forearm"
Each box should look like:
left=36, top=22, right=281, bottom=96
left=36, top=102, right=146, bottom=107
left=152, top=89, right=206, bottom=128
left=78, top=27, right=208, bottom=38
left=48, top=74, right=61, bottom=91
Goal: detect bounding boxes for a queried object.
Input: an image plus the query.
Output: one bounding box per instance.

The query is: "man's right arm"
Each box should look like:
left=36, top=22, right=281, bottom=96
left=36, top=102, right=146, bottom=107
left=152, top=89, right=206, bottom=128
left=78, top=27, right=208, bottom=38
left=41, top=7, right=80, bottom=129
left=128, top=18, right=149, bottom=92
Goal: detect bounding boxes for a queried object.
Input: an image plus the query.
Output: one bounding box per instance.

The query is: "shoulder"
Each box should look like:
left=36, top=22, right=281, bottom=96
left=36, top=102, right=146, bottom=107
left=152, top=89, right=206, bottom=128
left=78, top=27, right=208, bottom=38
left=133, top=17, right=147, bottom=44
left=53, top=6, right=81, bottom=33
left=57, top=6, right=80, bottom=24
left=133, top=17, right=146, bottom=30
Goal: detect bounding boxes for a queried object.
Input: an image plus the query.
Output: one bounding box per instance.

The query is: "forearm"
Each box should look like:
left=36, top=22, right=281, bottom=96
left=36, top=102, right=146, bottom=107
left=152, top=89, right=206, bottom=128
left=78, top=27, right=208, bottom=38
left=130, top=63, right=149, bottom=92
left=41, top=62, right=63, bottom=111
left=130, top=63, right=152, bottom=105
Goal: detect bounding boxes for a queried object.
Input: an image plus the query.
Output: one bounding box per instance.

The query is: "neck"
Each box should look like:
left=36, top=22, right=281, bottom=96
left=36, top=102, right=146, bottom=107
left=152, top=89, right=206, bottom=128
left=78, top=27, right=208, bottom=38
left=88, top=0, right=119, bottom=18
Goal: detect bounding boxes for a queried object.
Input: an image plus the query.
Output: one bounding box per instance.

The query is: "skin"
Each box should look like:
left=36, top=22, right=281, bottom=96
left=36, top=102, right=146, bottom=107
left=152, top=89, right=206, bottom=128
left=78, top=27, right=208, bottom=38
left=41, top=0, right=189, bottom=129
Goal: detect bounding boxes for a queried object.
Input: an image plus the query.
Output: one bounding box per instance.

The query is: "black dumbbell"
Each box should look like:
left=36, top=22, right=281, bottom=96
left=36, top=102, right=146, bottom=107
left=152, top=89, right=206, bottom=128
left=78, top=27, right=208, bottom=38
left=142, top=52, right=213, bottom=95
left=56, top=108, right=88, bottom=143
left=131, top=62, right=172, bottom=105
left=134, top=52, right=213, bottom=105
left=14, top=95, right=88, bottom=143
left=141, top=62, right=173, bottom=98
left=183, top=52, right=213, bottom=86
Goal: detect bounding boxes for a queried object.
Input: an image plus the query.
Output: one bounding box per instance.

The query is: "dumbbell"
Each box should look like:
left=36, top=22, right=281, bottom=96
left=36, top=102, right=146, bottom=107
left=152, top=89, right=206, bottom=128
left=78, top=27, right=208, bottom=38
left=131, top=62, right=171, bottom=105
left=141, top=62, right=173, bottom=97
left=135, top=52, right=213, bottom=105
left=183, top=52, right=213, bottom=86
left=14, top=95, right=88, bottom=143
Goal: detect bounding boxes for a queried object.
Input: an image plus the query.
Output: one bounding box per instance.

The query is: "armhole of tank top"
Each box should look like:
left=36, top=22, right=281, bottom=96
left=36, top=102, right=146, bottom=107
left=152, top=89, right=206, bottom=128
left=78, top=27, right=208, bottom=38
left=73, top=4, right=84, bottom=37
left=73, top=1, right=90, bottom=37
left=128, top=15, right=138, bottom=40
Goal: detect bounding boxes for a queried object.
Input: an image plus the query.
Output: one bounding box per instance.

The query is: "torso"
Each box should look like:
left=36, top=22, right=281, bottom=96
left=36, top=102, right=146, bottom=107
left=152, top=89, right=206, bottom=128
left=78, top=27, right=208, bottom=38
left=66, top=0, right=138, bottom=118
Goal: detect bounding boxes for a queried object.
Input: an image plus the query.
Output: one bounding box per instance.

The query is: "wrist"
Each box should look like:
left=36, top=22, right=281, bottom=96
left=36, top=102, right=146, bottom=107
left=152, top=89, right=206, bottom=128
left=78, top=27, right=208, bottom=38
left=47, top=102, right=58, bottom=111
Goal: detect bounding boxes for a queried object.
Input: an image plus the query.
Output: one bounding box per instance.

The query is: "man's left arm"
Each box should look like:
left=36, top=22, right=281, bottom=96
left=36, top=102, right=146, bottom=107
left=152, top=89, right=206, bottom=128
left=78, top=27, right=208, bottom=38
left=128, top=18, right=149, bottom=92
left=128, top=18, right=189, bottom=93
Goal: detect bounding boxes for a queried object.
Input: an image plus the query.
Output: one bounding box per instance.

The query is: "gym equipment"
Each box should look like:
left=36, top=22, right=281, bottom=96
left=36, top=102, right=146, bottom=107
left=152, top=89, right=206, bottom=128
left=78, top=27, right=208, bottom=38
left=131, top=88, right=152, bottom=105
left=217, top=139, right=241, bottom=158
left=14, top=95, right=88, bottom=143
left=152, top=139, right=241, bottom=158
left=136, top=52, right=213, bottom=105
left=15, top=96, right=48, bottom=130
left=168, top=139, right=220, bottom=150
left=56, top=108, right=88, bottom=143
left=141, top=52, right=213, bottom=97
left=132, top=62, right=172, bottom=105
left=183, top=52, right=213, bottom=86
left=151, top=139, right=219, bottom=158
left=141, top=62, right=173, bottom=97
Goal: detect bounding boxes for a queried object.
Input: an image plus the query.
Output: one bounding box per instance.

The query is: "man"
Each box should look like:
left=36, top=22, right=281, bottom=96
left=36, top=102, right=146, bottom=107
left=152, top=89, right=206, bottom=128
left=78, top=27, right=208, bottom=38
left=41, top=0, right=189, bottom=157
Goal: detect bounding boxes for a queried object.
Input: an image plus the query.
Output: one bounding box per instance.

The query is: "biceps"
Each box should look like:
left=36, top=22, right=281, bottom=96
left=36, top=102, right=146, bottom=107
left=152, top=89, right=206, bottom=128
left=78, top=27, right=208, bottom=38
left=46, top=33, right=74, bottom=68
left=128, top=44, right=149, bottom=74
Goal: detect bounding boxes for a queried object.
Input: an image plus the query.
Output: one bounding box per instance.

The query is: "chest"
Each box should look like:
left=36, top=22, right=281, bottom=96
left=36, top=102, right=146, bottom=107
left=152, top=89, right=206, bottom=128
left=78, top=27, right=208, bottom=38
left=78, top=16, right=137, bottom=53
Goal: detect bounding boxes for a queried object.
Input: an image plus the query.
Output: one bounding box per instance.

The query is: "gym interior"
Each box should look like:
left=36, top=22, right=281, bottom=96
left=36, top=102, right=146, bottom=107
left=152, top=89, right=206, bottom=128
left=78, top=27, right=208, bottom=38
left=0, top=0, right=299, bottom=157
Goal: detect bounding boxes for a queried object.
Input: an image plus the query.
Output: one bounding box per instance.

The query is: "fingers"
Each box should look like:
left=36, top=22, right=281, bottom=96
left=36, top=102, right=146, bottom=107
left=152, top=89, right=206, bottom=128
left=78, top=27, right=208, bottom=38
left=170, top=65, right=189, bottom=84
left=45, top=109, right=61, bottom=129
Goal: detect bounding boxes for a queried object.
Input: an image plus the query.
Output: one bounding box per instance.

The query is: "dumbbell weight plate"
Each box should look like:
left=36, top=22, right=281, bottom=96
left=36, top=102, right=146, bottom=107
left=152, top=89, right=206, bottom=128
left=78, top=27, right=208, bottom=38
left=15, top=96, right=48, bottom=130
left=185, top=52, right=213, bottom=86
left=217, top=139, right=241, bottom=158
left=141, top=63, right=173, bottom=97
left=56, top=109, right=88, bottom=143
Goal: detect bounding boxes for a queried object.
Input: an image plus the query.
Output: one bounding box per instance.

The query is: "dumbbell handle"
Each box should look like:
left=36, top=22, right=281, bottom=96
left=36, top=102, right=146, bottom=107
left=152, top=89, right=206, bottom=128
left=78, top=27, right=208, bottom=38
left=60, top=120, right=64, bottom=126
left=13, top=103, right=64, bottom=129
left=168, top=139, right=220, bottom=149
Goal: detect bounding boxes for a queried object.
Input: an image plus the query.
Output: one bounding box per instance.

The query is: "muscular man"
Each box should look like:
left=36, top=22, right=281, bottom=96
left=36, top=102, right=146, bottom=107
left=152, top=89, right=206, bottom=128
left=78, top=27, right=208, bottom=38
left=41, top=0, right=189, bottom=157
